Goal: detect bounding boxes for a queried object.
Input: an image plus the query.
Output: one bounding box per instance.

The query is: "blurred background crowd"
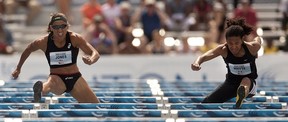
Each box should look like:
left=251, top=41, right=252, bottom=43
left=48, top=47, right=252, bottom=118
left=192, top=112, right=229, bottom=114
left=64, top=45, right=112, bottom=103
left=0, top=0, right=287, bottom=55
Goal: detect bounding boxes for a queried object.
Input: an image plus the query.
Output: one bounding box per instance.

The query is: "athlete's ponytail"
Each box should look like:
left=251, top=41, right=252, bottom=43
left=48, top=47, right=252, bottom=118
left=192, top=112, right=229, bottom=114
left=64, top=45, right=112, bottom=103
left=225, top=18, right=253, bottom=39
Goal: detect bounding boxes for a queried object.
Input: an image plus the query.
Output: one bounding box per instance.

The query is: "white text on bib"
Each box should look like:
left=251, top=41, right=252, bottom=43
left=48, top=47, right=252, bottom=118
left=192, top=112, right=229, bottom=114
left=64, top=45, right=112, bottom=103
left=228, top=63, right=251, bottom=75
left=50, top=51, right=72, bottom=65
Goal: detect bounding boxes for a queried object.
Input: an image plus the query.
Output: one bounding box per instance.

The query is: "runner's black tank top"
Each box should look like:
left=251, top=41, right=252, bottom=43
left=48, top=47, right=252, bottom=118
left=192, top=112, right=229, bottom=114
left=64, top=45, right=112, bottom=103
left=45, top=32, right=79, bottom=68
left=223, top=44, right=258, bottom=79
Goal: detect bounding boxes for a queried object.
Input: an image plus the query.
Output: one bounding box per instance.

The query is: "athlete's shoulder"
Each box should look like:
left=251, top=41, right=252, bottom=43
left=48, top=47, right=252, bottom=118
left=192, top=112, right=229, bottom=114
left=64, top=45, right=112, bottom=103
left=69, top=31, right=84, bottom=40
left=215, top=43, right=228, bottom=57
left=243, top=41, right=260, bottom=56
left=68, top=31, right=86, bottom=47
left=28, top=34, right=49, bottom=51
left=32, top=34, right=49, bottom=44
left=216, top=43, right=227, bottom=51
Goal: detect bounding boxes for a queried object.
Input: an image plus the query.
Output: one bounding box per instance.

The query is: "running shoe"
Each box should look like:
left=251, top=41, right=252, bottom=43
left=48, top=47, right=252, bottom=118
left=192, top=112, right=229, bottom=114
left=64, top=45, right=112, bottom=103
left=235, top=85, right=246, bottom=109
left=33, top=81, right=43, bottom=103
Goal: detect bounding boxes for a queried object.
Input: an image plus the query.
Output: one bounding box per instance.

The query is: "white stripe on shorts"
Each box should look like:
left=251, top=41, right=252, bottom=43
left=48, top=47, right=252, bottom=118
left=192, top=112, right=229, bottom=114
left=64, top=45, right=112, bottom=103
left=249, top=81, right=256, bottom=95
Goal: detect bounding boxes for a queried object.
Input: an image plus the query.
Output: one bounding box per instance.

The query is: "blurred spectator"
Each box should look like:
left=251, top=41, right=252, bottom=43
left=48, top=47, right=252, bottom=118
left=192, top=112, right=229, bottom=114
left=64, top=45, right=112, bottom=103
left=131, top=0, right=169, bottom=43
left=116, top=0, right=124, bottom=4
left=118, top=33, right=143, bottom=54
left=192, top=0, right=213, bottom=31
left=207, top=18, right=219, bottom=44
left=101, top=0, right=121, bottom=32
left=115, top=1, right=133, bottom=45
left=233, top=0, right=258, bottom=41
left=197, top=33, right=218, bottom=54
left=181, top=36, right=190, bottom=53
left=181, top=33, right=218, bottom=54
left=147, top=29, right=168, bottom=54
left=5, top=0, right=42, bottom=25
left=211, top=0, right=227, bottom=43
left=55, top=0, right=72, bottom=23
left=81, top=0, right=103, bottom=29
left=164, top=0, right=194, bottom=31
left=233, top=0, right=253, bottom=9
left=84, top=14, right=118, bottom=55
left=264, top=39, right=279, bottom=54
left=0, top=14, right=14, bottom=54
left=280, top=0, right=288, bottom=32
left=131, top=0, right=146, bottom=24
left=0, top=0, right=4, bottom=14
left=234, top=0, right=257, bottom=27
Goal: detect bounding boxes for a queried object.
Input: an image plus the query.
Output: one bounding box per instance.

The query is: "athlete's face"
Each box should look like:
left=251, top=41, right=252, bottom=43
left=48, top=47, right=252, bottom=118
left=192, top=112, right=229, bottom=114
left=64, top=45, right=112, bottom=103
left=226, top=36, right=243, bottom=55
left=50, top=20, right=68, bottom=39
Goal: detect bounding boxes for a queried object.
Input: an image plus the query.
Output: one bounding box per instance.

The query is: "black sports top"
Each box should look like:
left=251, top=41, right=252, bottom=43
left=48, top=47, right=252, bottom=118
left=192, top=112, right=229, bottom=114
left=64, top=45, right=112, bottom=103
left=45, top=32, right=79, bottom=68
left=223, top=44, right=258, bottom=79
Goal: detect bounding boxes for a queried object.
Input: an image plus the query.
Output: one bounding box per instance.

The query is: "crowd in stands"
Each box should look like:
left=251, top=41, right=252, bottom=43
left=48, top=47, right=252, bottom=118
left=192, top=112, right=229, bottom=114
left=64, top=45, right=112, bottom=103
left=0, top=0, right=286, bottom=55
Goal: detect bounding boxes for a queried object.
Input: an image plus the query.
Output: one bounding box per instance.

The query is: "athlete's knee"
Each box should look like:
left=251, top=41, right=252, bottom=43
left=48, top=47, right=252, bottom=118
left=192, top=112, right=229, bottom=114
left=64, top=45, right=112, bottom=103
left=46, top=76, right=66, bottom=95
left=240, top=77, right=251, bottom=86
left=41, top=82, right=50, bottom=94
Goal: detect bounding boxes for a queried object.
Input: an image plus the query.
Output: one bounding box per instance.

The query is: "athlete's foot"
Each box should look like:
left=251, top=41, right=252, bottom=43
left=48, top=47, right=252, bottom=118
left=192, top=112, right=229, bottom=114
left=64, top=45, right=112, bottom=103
left=33, top=81, right=43, bottom=103
left=235, top=86, right=246, bottom=109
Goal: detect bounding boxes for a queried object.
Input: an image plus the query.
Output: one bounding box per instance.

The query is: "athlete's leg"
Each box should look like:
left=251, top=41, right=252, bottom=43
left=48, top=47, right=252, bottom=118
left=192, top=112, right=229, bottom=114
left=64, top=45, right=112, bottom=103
left=33, top=81, right=42, bottom=103
left=236, top=77, right=253, bottom=108
left=240, top=77, right=252, bottom=94
left=42, top=75, right=67, bottom=95
left=33, top=75, right=66, bottom=102
left=69, top=77, right=100, bottom=103
left=202, top=80, right=238, bottom=103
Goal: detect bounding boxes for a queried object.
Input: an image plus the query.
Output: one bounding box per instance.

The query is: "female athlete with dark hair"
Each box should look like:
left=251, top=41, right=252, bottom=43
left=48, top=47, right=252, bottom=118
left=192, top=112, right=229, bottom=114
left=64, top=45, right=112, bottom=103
left=191, top=18, right=262, bottom=108
left=12, top=13, right=100, bottom=103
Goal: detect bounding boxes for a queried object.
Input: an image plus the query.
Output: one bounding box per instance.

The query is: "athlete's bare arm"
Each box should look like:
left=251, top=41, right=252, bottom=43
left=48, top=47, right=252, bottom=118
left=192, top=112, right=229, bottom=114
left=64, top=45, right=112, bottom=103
left=245, top=36, right=262, bottom=56
left=12, top=36, right=47, bottom=79
left=191, top=44, right=226, bottom=71
left=71, top=32, right=100, bottom=65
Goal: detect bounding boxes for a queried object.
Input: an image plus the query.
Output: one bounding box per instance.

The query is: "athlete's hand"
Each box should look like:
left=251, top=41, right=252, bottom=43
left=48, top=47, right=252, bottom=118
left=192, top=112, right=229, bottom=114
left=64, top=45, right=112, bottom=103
left=82, top=56, right=93, bottom=65
left=11, top=69, right=20, bottom=80
left=191, top=63, right=201, bottom=71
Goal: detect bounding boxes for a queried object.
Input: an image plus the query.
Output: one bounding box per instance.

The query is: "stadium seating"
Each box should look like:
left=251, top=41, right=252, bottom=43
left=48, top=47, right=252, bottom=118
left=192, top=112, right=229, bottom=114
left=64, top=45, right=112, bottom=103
left=3, top=0, right=285, bottom=53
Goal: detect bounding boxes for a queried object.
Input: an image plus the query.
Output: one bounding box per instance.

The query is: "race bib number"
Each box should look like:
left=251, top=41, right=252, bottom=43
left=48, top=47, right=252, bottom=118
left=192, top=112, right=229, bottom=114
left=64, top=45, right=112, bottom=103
left=228, top=63, right=251, bottom=75
left=50, top=51, right=72, bottom=65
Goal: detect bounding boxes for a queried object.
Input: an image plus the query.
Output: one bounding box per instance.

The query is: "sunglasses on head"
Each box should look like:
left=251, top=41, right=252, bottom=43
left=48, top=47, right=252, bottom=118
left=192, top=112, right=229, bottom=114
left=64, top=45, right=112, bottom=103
left=51, top=24, right=67, bottom=30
